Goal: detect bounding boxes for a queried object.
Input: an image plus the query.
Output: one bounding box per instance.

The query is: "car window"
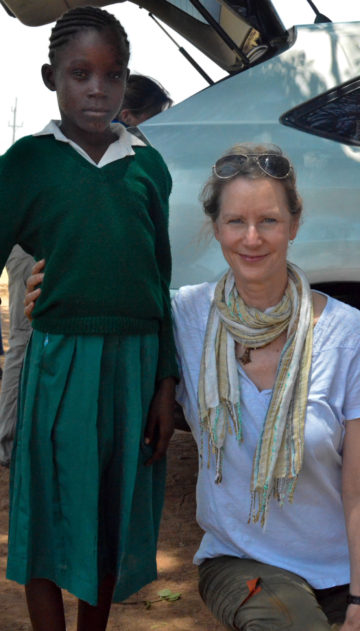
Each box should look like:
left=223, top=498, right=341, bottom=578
left=280, top=76, right=360, bottom=146
left=166, top=0, right=217, bottom=23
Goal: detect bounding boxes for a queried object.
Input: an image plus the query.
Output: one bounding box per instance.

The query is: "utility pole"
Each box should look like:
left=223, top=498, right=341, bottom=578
left=8, top=98, right=23, bottom=144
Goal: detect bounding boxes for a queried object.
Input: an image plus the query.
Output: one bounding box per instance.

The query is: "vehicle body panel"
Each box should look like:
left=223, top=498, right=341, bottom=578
left=140, top=22, right=360, bottom=289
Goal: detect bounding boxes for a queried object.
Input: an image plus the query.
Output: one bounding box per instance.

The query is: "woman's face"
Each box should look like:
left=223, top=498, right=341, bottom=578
left=213, top=176, right=299, bottom=292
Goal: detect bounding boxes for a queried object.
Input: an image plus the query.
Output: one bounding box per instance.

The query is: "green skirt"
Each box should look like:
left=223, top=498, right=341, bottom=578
left=7, top=330, right=165, bottom=605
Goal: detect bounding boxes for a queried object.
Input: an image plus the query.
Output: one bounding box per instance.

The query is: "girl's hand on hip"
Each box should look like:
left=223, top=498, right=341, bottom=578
left=24, top=258, right=45, bottom=321
left=145, top=377, right=176, bottom=465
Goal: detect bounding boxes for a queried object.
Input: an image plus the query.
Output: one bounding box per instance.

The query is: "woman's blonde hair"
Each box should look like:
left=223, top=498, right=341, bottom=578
left=201, top=142, right=303, bottom=222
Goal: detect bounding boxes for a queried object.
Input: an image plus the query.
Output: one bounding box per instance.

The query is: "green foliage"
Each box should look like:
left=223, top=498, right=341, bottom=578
left=121, top=587, right=181, bottom=610
left=157, top=588, right=181, bottom=602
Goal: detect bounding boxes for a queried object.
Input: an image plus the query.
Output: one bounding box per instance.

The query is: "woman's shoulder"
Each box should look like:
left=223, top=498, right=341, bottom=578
left=172, top=283, right=215, bottom=368
left=172, top=282, right=215, bottom=328
left=313, top=291, right=360, bottom=348
left=173, top=281, right=215, bottom=309
left=316, top=292, right=360, bottom=323
left=312, top=290, right=328, bottom=325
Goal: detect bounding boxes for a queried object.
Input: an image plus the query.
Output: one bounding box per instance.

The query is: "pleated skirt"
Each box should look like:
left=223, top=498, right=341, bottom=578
left=6, top=330, right=165, bottom=605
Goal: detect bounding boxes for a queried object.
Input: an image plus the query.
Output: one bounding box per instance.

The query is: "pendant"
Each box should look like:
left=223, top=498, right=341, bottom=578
left=240, top=347, right=253, bottom=365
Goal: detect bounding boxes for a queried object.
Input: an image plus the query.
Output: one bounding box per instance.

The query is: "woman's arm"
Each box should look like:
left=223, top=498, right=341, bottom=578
left=341, top=419, right=360, bottom=630
left=24, top=259, right=45, bottom=320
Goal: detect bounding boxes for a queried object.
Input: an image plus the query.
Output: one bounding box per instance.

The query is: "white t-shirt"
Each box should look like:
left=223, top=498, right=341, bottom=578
left=172, top=281, right=360, bottom=589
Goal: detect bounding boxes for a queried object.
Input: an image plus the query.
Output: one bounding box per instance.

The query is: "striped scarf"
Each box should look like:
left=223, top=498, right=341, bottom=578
left=198, top=262, right=313, bottom=526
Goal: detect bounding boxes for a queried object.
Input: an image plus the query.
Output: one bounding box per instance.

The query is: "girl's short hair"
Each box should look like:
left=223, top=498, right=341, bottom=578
left=201, top=142, right=303, bottom=222
left=48, top=6, right=130, bottom=66
left=121, top=74, right=173, bottom=118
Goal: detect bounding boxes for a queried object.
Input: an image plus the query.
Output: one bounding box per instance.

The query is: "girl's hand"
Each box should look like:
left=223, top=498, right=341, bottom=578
left=24, top=259, right=45, bottom=321
left=340, top=604, right=360, bottom=630
left=144, top=377, right=176, bottom=465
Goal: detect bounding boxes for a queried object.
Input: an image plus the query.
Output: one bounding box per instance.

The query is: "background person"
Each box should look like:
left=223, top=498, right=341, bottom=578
left=0, top=298, right=4, bottom=378
left=0, top=245, right=34, bottom=467
left=0, top=7, right=177, bottom=631
left=117, top=73, right=173, bottom=127
left=0, top=299, right=3, bottom=357
left=172, top=143, right=360, bottom=631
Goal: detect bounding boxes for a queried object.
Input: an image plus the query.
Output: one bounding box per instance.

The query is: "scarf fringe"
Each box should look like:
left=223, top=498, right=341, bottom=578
left=200, top=401, right=243, bottom=482
left=249, top=475, right=299, bottom=527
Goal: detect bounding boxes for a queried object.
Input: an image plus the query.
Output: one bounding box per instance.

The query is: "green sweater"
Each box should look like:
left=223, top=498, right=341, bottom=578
left=0, top=134, right=178, bottom=381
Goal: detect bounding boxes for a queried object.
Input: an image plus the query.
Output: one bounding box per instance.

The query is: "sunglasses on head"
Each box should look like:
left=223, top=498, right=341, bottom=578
left=213, top=153, right=292, bottom=180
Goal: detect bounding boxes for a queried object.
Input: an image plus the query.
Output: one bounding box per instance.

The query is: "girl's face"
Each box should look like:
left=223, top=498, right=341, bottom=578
left=42, top=28, right=128, bottom=146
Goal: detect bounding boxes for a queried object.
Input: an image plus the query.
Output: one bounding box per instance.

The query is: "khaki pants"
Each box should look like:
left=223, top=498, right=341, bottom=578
left=0, top=246, right=34, bottom=465
left=199, top=556, right=347, bottom=630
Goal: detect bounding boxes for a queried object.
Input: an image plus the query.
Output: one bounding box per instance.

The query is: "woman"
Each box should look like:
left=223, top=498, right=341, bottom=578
left=172, top=143, right=360, bottom=630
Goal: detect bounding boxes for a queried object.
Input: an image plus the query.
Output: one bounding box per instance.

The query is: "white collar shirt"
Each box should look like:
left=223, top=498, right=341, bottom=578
left=33, top=120, right=146, bottom=168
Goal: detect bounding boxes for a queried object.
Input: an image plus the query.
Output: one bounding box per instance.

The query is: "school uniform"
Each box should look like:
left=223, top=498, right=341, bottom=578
left=0, top=122, right=178, bottom=604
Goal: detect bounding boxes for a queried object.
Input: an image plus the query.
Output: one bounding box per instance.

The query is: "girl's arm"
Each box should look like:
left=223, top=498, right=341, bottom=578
left=144, top=376, right=176, bottom=465
left=341, top=418, right=360, bottom=631
left=143, top=148, right=179, bottom=384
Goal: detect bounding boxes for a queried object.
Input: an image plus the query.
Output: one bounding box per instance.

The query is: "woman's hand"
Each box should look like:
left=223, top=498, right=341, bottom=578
left=144, top=377, right=176, bottom=465
left=341, top=419, right=360, bottom=630
left=24, top=259, right=45, bottom=321
left=341, top=604, right=360, bottom=630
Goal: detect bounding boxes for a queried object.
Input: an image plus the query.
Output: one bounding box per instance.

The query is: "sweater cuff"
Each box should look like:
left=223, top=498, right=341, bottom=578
left=157, top=323, right=179, bottom=383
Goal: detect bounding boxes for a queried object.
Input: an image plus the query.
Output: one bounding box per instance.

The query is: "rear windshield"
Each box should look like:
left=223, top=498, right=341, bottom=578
left=280, top=76, right=360, bottom=146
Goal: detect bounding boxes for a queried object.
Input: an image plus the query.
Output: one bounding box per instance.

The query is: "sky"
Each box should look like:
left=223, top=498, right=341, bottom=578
left=0, top=0, right=359, bottom=152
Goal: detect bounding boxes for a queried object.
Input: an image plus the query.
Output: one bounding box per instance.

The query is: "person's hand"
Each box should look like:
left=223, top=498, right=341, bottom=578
left=340, top=604, right=360, bottom=630
left=144, top=377, right=176, bottom=465
left=24, top=259, right=45, bottom=321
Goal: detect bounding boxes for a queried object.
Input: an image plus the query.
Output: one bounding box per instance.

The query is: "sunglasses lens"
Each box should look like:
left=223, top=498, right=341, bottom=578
left=214, top=155, right=247, bottom=178
left=258, top=155, right=290, bottom=178
left=214, top=154, right=291, bottom=179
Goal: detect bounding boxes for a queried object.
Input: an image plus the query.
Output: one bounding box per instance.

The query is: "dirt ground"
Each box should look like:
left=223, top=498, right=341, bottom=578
left=0, top=270, right=222, bottom=631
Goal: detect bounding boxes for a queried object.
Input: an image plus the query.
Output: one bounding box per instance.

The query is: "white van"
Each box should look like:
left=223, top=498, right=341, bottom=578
left=3, top=0, right=360, bottom=305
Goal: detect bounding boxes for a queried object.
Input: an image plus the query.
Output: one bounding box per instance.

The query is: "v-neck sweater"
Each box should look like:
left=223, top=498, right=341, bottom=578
left=0, top=134, right=177, bottom=380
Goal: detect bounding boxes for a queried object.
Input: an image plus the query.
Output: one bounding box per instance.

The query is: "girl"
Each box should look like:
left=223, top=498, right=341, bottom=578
left=0, top=7, right=177, bottom=631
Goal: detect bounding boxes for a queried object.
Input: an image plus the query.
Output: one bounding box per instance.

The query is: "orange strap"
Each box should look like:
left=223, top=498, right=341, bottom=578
left=239, top=577, right=262, bottom=607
